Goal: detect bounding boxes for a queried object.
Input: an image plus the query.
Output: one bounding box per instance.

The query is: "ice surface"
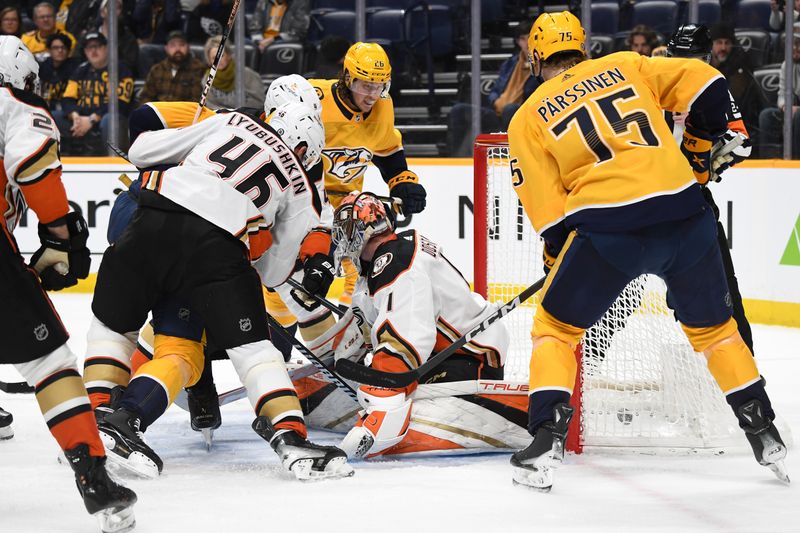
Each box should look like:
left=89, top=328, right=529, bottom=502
left=1, top=294, right=798, bottom=533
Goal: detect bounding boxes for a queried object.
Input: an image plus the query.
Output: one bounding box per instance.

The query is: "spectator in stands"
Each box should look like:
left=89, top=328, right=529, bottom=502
left=58, top=0, right=104, bottom=46
left=314, top=35, right=350, bottom=79
left=59, top=32, right=135, bottom=154
left=710, top=23, right=766, bottom=152
left=248, top=0, right=309, bottom=52
left=138, top=29, right=205, bottom=105
left=0, top=6, right=21, bottom=37
left=86, top=0, right=139, bottom=76
left=22, top=2, right=76, bottom=59
left=202, top=34, right=264, bottom=109
left=131, top=0, right=181, bottom=44
left=769, top=0, right=800, bottom=31
left=39, top=32, right=80, bottom=112
left=626, top=24, right=658, bottom=56
left=447, top=20, right=538, bottom=157
left=758, top=29, right=800, bottom=158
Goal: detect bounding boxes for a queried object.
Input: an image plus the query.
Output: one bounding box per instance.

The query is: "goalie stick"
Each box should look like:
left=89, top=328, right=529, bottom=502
left=0, top=380, right=34, bottom=394
left=335, top=276, right=547, bottom=388
left=285, top=278, right=345, bottom=317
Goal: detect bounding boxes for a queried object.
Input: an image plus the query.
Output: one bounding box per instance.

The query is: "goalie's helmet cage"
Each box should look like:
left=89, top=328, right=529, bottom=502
left=332, top=192, right=393, bottom=276
left=342, top=42, right=392, bottom=98
left=666, top=24, right=712, bottom=63
left=0, top=36, right=39, bottom=92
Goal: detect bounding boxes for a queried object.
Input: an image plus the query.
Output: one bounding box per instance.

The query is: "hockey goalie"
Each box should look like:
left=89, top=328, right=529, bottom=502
left=301, top=192, right=531, bottom=459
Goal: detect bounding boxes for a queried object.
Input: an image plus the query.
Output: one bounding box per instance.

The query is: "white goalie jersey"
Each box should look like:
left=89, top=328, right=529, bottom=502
left=128, top=110, right=323, bottom=287
left=353, top=230, right=508, bottom=372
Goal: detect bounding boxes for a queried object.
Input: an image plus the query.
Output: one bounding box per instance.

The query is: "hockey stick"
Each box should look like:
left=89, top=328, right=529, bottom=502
left=335, top=276, right=547, bottom=388
left=266, top=316, right=359, bottom=402
left=0, top=380, right=34, bottom=394
left=193, top=0, right=243, bottom=124
left=285, top=278, right=345, bottom=318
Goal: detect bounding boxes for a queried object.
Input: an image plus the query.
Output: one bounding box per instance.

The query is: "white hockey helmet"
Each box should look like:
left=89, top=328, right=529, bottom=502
left=264, top=74, right=322, bottom=116
left=0, top=36, right=39, bottom=92
left=268, top=101, right=325, bottom=169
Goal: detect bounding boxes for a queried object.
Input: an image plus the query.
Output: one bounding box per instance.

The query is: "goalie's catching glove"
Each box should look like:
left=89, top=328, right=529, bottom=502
left=710, top=129, right=751, bottom=181
left=29, top=211, right=91, bottom=291
left=388, top=171, right=426, bottom=214
left=680, top=126, right=715, bottom=185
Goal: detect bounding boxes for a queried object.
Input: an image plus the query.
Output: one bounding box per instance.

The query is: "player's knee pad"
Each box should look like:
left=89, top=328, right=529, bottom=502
left=131, top=321, right=156, bottom=374
left=153, top=334, right=205, bottom=387
left=191, top=269, right=269, bottom=349
left=15, top=343, right=79, bottom=387
left=532, top=305, right=585, bottom=349
left=84, top=317, right=137, bottom=405
left=681, top=316, right=739, bottom=353
left=263, top=286, right=297, bottom=328
left=341, top=386, right=412, bottom=458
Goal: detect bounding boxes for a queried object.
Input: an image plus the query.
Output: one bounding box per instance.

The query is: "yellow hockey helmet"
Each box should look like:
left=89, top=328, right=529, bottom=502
left=528, top=11, right=586, bottom=65
left=343, top=42, right=391, bottom=98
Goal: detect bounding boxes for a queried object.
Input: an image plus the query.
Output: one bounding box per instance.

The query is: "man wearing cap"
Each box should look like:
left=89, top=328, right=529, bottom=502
left=138, top=30, right=206, bottom=106
left=59, top=32, right=135, bottom=154
left=22, top=1, right=76, bottom=59
left=758, top=25, right=800, bottom=158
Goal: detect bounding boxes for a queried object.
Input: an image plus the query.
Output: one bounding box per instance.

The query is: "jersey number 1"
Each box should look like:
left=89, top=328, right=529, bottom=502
left=550, top=86, right=659, bottom=163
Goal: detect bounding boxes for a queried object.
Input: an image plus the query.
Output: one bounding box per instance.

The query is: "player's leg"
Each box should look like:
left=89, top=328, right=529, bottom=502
left=263, top=286, right=298, bottom=361
left=0, top=405, right=12, bottom=440
left=513, top=231, right=636, bottom=491
left=664, top=208, right=786, bottom=481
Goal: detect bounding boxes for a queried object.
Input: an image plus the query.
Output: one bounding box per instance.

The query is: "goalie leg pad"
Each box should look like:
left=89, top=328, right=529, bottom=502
left=84, top=317, right=137, bottom=409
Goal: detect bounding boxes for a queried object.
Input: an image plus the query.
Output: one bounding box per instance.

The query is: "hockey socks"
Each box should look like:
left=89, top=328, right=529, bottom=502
left=118, top=375, right=170, bottom=431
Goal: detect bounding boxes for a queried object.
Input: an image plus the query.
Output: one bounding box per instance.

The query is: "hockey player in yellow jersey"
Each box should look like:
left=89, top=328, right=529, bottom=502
left=508, top=12, right=788, bottom=490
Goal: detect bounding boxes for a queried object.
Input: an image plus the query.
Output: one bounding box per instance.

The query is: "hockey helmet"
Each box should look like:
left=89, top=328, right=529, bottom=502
left=343, top=42, right=391, bottom=98
left=0, top=36, right=39, bottom=92
left=666, top=24, right=712, bottom=63
left=528, top=11, right=586, bottom=67
left=332, top=192, right=394, bottom=275
left=267, top=101, right=325, bottom=169
left=264, top=74, right=322, bottom=116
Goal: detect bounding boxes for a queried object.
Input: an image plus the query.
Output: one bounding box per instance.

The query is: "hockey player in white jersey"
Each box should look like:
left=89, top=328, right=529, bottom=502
left=0, top=36, right=137, bottom=532
left=88, top=101, right=354, bottom=481
left=306, top=192, right=529, bottom=458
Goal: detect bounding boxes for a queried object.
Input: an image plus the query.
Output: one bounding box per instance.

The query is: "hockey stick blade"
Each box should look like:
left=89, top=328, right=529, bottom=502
left=335, top=276, right=546, bottom=388
left=0, top=380, right=34, bottom=393
left=285, top=278, right=345, bottom=317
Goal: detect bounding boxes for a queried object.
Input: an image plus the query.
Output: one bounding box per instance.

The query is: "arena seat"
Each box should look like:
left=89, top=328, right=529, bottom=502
left=367, top=9, right=406, bottom=42
left=592, top=3, right=619, bottom=35
left=631, top=1, right=679, bottom=36
left=589, top=34, right=615, bottom=58
left=697, top=0, right=722, bottom=26
left=735, top=0, right=772, bottom=31
left=753, top=66, right=781, bottom=107
left=259, top=43, right=304, bottom=76
left=406, top=5, right=455, bottom=59
left=735, top=30, right=771, bottom=68
left=308, top=10, right=357, bottom=44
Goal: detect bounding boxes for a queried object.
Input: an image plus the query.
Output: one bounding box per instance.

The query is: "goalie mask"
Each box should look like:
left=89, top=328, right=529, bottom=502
left=267, top=101, right=325, bottom=169
left=0, top=36, right=39, bottom=93
left=264, top=74, right=322, bottom=116
left=333, top=192, right=394, bottom=275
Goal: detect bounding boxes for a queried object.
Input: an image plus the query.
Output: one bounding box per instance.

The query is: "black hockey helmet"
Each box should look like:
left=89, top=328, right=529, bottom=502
left=666, top=24, right=712, bottom=63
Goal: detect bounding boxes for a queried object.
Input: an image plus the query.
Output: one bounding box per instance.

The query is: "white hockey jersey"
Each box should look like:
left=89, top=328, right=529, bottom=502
left=0, top=87, right=67, bottom=232
left=128, top=110, right=323, bottom=287
left=352, top=230, right=508, bottom=372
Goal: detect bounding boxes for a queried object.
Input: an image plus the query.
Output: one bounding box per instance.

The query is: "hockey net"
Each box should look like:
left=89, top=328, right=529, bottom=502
left=473, top=133, right=741, bottom=454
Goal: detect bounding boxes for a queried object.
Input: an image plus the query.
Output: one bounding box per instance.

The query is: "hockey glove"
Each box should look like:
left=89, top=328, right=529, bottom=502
left=302, top=253, right=335, bottom=297
left=388, top=171, right=426, bottom=214
left=680, top=126, right=715, bottom=185
left=710, top=130, right=751, bottom=182
left=30, top=212, right=91, bottom=291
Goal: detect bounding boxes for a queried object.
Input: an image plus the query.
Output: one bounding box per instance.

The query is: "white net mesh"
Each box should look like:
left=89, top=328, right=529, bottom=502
left=477, top=138, right=741, bottom=450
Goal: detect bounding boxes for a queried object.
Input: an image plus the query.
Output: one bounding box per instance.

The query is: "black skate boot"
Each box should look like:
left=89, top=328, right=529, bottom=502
left=736, top=400, right=790, bottom=484
left=511, top=403, right=574, bottom=492
left=98, top=409, right=163, bottom=479
left=0, top=405, right=13, bottom=440
left=64, top=443, right=137, bottom=533
left=95, top=386, right=127, bottom=426
left=252, top=416, right=354, bottom=481
left=186, top=379, right=221, bottom=450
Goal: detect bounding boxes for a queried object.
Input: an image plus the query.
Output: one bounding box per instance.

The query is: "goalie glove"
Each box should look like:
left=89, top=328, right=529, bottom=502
left=710, top=130, right=751, bottom=182
left=680, top=126, right=715, bottom=185
left=29, top=212, right=91, bottom=291
left=388, top=171, right=426, bottom=214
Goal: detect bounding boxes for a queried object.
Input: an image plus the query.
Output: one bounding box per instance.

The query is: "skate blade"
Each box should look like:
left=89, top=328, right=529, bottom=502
left=0, top=426, right=13, bottom=440
left=291, top=456, right=355, bottom=482
left=511, top=464, right=553, bottom=492
left=202, top=428, right=214, bottom=452
left=95, top=505, right=136, bottom=533
left=768, top=460, right=790, bottom=485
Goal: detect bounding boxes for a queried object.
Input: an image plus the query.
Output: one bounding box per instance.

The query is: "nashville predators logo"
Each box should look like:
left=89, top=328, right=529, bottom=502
left=323, top=147, right=373, bottom=184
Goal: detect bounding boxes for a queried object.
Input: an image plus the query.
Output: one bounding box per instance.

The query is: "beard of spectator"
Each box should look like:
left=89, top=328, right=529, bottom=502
left=168, top=48, right=187, bottom=65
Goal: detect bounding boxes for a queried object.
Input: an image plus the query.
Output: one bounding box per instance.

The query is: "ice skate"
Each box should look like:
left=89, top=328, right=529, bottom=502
left=98, top=409, right=163, bottom=479
left=252, top=416, right=354, bottom=481
left=736, top=400, right=790, bottom=484
left=64, top=443, right=137, bottom=533
left=511, top=403, right=574, bottom=492
left=186, top=380, right=221, bottom=451
left=0, top=405, right=13, bottom=440
left=95, top=386, right=127, bottom=426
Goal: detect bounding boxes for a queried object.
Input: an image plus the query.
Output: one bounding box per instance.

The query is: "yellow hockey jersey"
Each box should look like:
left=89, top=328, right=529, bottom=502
left=309, top=79, right=410, bottom=205
left=508, top=52, right=726, bottom=246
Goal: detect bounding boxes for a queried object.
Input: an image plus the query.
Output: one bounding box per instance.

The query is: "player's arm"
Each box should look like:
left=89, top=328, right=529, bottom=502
left=128, top=113, right=221, bottom=167
left=128, top=102, right=217, bottom=145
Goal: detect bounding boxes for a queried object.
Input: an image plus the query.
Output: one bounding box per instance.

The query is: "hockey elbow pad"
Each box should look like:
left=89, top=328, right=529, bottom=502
left=388, top=171, right=426, bottom=215
left=30, top=211, right=91, bottom=291
left=681, top=126, right=715, bottom=185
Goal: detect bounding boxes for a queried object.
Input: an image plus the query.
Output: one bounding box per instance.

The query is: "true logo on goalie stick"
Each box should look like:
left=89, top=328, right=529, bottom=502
left=372, top=252, right=393, bottom=277
left=239, top=318, right=252, bottom=332
left=33, top=323, right=49, bottom=341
